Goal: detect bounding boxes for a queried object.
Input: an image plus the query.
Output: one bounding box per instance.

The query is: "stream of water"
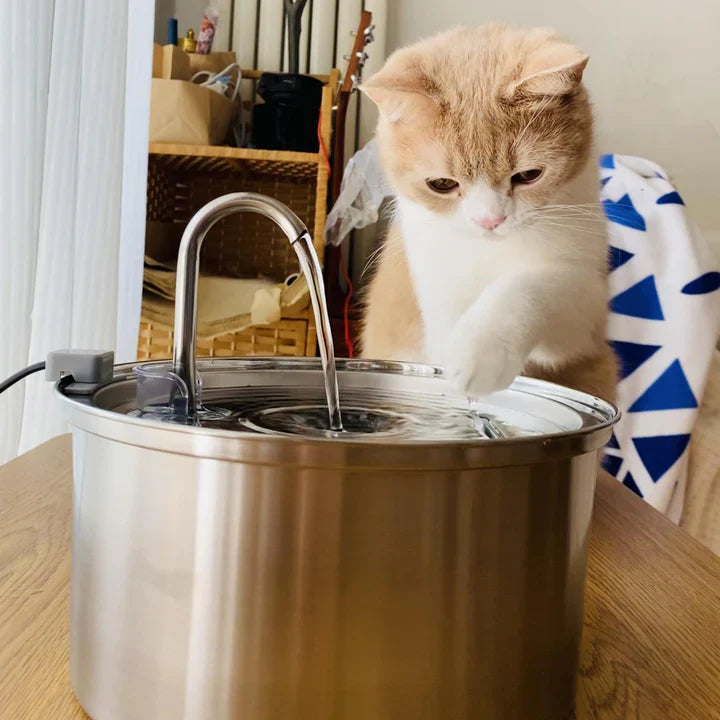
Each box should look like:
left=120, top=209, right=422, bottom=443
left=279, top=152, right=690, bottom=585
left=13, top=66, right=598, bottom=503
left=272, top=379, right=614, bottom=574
left=292, top=233, right=344, bottom=432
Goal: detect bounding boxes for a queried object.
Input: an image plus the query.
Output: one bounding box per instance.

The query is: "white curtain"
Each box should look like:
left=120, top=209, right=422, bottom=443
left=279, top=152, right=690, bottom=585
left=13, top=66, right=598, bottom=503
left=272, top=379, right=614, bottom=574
left=0, top=0, right=152, bottom=463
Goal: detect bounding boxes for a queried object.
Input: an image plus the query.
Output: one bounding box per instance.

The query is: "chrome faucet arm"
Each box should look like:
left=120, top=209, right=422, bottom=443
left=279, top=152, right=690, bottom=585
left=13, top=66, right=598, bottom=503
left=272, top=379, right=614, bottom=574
left=172, top=193, right=308, bottom=413
left=171, top=192, right=341, bottom=431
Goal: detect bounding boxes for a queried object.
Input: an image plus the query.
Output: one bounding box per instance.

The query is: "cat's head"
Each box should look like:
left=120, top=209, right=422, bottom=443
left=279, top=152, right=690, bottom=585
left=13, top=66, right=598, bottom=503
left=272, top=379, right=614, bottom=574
left=362, top=24, right=593, bottom=237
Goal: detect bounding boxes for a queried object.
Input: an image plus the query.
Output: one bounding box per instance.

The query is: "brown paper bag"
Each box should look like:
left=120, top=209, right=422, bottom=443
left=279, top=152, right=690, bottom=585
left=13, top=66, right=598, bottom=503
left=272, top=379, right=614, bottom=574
left=149, top=78, right=237, bottom=145
left=152, top=44, right=191, bottom=80
left=188, top=51, right=238, bottom=77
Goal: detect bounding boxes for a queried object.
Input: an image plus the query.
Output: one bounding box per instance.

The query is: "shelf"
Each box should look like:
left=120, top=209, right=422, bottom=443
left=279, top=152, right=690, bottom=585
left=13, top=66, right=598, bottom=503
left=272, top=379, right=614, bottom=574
left=149, top=143, right=320, bottom=180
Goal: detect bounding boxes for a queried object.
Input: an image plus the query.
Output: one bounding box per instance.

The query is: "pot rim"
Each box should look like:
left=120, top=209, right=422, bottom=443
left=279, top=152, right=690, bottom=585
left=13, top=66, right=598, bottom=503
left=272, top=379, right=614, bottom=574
left=56, top=357, right=619, bottom=470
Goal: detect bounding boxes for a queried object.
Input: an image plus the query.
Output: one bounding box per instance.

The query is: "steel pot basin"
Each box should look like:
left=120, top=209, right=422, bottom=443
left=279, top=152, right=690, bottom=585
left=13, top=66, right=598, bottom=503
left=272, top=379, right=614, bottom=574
left=58, top=357, right=618, bottom=720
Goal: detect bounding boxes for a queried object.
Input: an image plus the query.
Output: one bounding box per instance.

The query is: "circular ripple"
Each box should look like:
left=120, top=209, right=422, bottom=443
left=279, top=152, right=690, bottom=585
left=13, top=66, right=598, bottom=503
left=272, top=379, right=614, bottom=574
left=239, top=404, right=407, bottom=438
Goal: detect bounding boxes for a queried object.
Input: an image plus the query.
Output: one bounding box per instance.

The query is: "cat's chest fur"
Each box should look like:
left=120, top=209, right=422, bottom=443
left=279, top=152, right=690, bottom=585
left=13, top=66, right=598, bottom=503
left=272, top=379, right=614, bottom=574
left=398, top=200, right=546, bottom=360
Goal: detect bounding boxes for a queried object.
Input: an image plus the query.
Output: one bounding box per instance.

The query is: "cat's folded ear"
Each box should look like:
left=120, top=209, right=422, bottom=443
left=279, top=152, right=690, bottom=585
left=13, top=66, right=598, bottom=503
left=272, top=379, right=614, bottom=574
left=506, top=40, right=589, bottom=99
left=361, top=55, right=438, bottom=124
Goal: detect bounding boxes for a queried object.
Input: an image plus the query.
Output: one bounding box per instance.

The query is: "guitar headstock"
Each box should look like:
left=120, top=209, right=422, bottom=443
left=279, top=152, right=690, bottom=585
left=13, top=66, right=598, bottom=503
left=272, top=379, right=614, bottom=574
left=340, top=11, right=374, bottom=96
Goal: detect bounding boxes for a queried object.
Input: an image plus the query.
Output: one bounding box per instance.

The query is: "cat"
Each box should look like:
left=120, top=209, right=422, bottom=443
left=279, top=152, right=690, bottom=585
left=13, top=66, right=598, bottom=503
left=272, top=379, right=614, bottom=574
left=359, top=24, right=617, bottom=402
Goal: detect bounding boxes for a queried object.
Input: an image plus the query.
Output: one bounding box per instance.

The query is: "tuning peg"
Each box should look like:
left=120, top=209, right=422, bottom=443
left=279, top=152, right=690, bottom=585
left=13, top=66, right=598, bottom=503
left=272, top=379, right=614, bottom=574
left=343, top=54, right=351, bottom=61
left=356, top=51, right=369, bottom=62
left=351, top=73, right=359, bottom=90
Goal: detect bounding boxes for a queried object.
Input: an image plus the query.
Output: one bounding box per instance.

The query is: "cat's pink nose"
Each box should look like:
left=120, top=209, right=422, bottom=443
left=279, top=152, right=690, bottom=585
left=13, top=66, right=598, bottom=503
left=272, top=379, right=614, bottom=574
left=474, top=215, right=506, bottom=231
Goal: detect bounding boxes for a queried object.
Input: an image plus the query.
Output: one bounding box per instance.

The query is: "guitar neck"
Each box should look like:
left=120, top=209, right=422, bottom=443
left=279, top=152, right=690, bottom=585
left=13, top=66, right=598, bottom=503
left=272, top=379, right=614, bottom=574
left=330, top=9, right=372, bottom=204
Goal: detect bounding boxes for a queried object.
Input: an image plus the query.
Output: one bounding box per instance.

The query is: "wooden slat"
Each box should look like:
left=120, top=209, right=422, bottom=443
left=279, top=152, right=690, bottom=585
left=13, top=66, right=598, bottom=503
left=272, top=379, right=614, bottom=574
left=138, top=317, right=310, bottom=361
left=213, top=0, right=233, bottom=51
left=148, top=144, right=319, bottom=181
left=256, top=0, right=284, bottom=71
left=230, top=0, right=260, bottom=110
left=149, top=142, right=319, bottom=165
left=240, top=67, right=330, bottom=82
left=308, top=0, right=336, bottom=74
left=334, top=0, right=363, bottom=70
left=230, top=0, right=259, bottom=69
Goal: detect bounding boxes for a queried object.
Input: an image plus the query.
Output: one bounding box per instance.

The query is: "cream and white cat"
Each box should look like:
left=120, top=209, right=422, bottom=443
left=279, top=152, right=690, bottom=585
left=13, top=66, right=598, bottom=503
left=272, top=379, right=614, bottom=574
left=360, top=24, right=616, bottom=401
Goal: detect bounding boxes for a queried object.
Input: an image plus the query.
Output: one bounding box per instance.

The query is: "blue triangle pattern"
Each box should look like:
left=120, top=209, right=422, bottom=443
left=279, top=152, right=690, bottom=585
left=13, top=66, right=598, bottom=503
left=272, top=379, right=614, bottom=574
left=609, top=276, right=664, bottom=320
left=603, top=194, right=647, bottom=231
left=607, top=432, right=620, bottom=449
left=628, top=360, right=698, bottom=412
left=608, top=340, right=662, bottom=380
left=681, top=272, right=720, bottom=295
left=600, top=154, right=615, bottom=169
left=608, top=246, right=634, bottom=272
left=657, top=191, right=684, bottom=206
left=633, top=434, right=690, bottom=483
left=602, top=454, right=623, bottom=477
left=623, top=472, right=643, bottom=498
left=600, top=176, right=611, bottom=188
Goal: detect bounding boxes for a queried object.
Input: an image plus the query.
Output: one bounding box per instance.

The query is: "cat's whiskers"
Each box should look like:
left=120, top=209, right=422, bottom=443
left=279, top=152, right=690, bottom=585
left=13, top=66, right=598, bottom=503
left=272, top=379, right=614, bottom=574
left=542, top=202, right=603, bottom=209
left=534, top=204, right=604, bottom=216
left=362, top=241, right=403, bottom=279
left=533, top=216, right=605, bottom=227
left=533, top=209, right=602, bottom=218
left=530, top=207, right=605, bottom=223
left=362, top=247, right=387, bottom=279
left=532, top=219, right=608, bottom=237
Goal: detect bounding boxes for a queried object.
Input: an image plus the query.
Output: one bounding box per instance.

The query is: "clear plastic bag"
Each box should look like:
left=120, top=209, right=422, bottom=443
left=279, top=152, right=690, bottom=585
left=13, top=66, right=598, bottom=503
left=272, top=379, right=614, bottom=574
left=325, top=139, right=390, bottom=246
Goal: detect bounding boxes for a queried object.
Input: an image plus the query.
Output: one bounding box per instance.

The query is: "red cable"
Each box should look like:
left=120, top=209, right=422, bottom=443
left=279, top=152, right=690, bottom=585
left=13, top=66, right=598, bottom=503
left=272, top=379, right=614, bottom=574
left=317, top=112, right=331, bottom=174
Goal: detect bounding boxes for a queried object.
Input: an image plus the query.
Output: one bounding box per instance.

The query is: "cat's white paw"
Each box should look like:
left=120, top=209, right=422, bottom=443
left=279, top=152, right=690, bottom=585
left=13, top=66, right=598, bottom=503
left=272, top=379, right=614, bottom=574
left=444, top=325, right=526, bottom=397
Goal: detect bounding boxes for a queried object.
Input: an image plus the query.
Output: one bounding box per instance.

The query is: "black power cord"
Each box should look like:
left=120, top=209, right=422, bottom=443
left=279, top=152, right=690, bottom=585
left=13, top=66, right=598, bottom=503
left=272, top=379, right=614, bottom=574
left=0, top=362, right=46, bottom=395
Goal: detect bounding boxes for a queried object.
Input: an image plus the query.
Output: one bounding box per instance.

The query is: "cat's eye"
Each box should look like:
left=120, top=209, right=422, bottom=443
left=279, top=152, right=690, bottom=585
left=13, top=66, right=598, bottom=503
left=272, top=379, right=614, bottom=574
left=426, top=178, right=459, bottom=194
left=511, top=168, right=544, bottom=185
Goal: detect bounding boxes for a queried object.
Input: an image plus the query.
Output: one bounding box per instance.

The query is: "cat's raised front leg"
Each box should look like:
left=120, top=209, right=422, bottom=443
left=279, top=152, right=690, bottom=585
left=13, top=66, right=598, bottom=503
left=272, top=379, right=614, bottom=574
left=443, top=268, right=607, bottom=397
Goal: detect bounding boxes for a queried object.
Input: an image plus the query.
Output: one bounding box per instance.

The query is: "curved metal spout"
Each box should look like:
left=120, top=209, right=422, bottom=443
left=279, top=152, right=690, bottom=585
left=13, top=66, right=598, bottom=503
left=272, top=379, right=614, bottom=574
left=171, top=192, right=342, bottom=430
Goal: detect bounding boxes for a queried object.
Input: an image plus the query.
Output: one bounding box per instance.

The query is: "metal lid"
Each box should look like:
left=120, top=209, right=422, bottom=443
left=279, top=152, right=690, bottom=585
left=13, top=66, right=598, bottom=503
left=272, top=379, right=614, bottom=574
left=56, top=358, right=619, bottom=470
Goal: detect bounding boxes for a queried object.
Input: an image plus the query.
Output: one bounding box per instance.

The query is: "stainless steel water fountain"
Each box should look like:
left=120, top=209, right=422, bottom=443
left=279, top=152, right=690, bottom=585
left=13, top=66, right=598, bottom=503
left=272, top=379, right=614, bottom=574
left=58, top=193, right=618, bottom=720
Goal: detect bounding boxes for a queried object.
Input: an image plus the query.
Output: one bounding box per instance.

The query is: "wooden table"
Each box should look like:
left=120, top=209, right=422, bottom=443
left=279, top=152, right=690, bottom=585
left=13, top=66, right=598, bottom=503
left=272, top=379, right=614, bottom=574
left=1, top=436, right=719, bottom=720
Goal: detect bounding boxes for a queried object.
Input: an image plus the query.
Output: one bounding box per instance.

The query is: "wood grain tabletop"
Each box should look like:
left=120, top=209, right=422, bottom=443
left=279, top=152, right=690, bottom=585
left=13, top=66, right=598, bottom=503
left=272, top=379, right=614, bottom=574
left=1, top=435, right=719, bottom=720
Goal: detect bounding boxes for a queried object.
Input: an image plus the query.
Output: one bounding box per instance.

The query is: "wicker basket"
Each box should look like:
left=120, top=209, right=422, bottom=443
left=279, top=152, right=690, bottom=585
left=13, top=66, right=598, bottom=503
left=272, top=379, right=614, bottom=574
left=146, top=153, right=319, bottom=279
left=139, top=69, right=339, bottom=361
left=138, top=318, right=311, bottom=361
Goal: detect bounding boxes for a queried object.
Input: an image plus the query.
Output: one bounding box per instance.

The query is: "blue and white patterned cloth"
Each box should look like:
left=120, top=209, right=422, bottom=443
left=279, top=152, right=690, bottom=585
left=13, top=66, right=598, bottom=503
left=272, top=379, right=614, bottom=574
left=600, top=154, right=720, bottom=520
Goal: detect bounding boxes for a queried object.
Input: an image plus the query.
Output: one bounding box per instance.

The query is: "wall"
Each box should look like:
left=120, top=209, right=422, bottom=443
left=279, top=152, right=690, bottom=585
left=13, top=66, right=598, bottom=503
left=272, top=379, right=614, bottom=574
left=386, top=0, right=720, bottom=254
left=154, top=0, right=232, bottom=50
